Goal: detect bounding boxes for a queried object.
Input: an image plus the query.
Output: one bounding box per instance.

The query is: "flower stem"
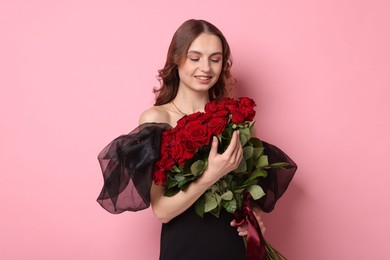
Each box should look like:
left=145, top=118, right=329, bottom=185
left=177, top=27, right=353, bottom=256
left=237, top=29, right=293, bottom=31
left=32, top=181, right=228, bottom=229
left=242, top=237, right=288, bottom=260
left=264, top=240, right=288, bottom=260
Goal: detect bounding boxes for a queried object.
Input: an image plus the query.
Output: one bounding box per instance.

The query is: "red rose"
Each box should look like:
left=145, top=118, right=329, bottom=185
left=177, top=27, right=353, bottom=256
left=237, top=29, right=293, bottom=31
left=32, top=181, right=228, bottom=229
left=176, top=129, right=189, bottom=142
left=153, top=169, right=167, bottom=185
left=244, top=110, right=256, bottom=121
left=201, top=111, right=213, bottom=121
left=239, top=97, right=256, bottom=110
left=178, top=140, right=199, bottom=165
left=231, top=109, right=246, bottom=124
left=235, top=107, right=255, bottom=122
left=176, top=116, right=187, bottom=128
left=205, top=100, right=229, bottom=119
left=213, top=109, right=229, bottom=118
left=158, top=153, right=175, bottom=170
left=238, top=97, right=256, bottom=121
left=205, top=100, right=219, bottom=113
left=185, top=111, right=203, bottom=121
left=221, top=98, right=239, bottom=114
left=171, top=142, right=185, bottom=162
left=161, top=129, right=175, bottom=148
left=184, top=120, right=211, bottom=145
left=205, top=117, right=228, bottom=136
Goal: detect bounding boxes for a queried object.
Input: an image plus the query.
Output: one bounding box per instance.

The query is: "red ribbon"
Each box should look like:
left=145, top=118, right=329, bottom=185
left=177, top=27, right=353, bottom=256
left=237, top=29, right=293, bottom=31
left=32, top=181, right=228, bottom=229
left=233, top=196, right=266, bottom=260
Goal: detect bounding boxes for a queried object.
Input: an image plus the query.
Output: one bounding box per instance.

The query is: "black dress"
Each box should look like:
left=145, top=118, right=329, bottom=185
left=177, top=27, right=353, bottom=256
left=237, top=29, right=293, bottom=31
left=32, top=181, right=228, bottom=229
left=96, top=123, right=297, bottom=259
left=160, top=205, right=246, bottom=260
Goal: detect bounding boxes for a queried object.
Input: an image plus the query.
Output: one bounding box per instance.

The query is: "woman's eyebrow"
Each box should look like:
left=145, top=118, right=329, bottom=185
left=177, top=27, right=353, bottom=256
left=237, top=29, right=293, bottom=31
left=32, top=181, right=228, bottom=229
left=187, top=50, right=223, bottom=56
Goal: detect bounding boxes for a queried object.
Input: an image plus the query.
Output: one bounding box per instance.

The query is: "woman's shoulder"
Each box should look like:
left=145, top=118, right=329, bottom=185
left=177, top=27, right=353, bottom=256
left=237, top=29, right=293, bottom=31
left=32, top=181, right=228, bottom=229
left=139, top=104, right=171, bottom=125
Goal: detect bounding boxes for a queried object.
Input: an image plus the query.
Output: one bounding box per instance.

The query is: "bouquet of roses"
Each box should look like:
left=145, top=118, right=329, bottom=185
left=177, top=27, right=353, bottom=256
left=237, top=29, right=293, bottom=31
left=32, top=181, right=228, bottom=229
left=153, top=97, right=290, bottom=260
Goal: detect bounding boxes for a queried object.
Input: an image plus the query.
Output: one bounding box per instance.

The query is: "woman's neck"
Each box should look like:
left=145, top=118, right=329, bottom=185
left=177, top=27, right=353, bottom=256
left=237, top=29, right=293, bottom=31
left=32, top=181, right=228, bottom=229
left=173, top=88, right=209, bottom=115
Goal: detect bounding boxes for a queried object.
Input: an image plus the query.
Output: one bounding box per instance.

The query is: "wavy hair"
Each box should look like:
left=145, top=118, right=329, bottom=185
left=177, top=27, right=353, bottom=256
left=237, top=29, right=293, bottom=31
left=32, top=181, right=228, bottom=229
left=154, top=19, right=235, bottom=105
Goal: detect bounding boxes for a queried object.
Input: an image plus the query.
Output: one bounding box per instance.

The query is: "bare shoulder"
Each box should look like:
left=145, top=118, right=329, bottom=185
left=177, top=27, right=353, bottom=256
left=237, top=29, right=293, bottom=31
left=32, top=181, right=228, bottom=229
left=139, top=105, right=171, bottom=125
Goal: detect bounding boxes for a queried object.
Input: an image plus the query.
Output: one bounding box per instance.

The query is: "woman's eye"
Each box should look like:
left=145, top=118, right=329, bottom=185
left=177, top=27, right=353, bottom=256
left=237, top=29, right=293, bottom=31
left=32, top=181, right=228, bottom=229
left=189, top=57, right=199, bottom=62
left=210, top=59, right=221, bottom=63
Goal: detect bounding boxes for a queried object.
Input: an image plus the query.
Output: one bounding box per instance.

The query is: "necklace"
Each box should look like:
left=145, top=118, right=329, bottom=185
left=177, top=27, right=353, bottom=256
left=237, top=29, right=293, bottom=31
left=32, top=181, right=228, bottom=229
left=171, top=101, right=187, bottom=116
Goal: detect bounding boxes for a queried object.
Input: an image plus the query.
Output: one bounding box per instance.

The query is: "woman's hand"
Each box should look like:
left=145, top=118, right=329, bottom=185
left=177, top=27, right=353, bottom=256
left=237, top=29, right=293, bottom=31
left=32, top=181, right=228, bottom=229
left=201, top=131, right=243, bottom=185
left=230, top=203, right=266, bottom=237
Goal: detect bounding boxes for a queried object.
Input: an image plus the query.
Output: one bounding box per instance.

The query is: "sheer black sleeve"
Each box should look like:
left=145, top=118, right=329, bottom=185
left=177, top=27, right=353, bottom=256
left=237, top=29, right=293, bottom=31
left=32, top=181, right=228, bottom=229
left=96, top=123, right=170, bottom=214
left=256, top=142, right=298, bottom=213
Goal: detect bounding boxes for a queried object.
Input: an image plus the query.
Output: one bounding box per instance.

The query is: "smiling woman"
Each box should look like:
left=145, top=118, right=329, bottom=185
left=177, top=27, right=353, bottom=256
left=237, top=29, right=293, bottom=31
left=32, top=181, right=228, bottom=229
left=137, top=21, right=251, bottom=259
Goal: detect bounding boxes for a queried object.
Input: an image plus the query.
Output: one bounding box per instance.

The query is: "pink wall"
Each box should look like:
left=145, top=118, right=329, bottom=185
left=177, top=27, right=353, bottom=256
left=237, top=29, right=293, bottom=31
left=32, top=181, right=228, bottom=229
left=1, top=0, right=389, bottom=259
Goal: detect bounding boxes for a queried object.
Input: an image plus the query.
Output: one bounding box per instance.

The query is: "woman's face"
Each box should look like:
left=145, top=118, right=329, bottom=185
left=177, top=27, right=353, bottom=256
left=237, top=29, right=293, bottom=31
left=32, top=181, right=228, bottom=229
left=177, top=33, right=223, bottom=94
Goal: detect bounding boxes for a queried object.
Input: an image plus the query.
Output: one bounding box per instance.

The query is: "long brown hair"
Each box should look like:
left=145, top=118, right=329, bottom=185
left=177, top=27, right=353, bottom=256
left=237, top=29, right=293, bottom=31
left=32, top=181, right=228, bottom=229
left=154, top=19, right=234, bottom=105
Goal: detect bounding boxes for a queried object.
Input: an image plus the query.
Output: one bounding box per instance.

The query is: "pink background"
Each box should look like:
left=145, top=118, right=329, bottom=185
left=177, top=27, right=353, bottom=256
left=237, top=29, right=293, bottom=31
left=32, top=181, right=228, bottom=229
left=1, top=0, right=389, bottom=259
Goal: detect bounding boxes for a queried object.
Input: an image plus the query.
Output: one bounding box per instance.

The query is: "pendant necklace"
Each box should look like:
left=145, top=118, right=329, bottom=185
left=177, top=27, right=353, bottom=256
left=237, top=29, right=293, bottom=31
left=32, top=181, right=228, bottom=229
left=171, top=101, right=187, bottom=116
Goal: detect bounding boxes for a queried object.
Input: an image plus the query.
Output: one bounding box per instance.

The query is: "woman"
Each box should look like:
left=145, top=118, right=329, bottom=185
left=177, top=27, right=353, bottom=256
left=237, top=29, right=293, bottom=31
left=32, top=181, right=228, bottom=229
left=97, top=19, right=295, bottom=260
left=139, top=19, right=262, bottom=259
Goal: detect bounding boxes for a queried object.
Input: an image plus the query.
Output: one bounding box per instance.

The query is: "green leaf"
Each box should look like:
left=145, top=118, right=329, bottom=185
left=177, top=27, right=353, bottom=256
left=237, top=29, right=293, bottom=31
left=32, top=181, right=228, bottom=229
left=234, top=157, right=247, bottom=173
left=164, top=187, right=180, bottom=197
left=209, top=206, right=221, bottom=218
left=215, top=194, right=221, bottom=204
left=221, top=179, right=228, bottom=189
left=249, top=169, right=268, bottom=180
left=178, top=181, right=191, bottom=191
left=210, top=184, right=219, bottom=193
left=256, top=155, right=269, bottom=168
left=241, top=178, right=258, bottom=187
left=177, top=175, right=195, bottom=189
left=234, top=188, right=245, bottom=194
left=239, top=127, right=251, bottom=145
left=174, top=174, right=185, bottom=182
left=172, top=165, right=181, bottom=173
left=220, top=190, right=233, bottom=201
left=204, top=192, right=219, bottom=212
left=249, top=137, right=263, bottom=148
left=194, top=196, right=205, bottom=217
left=167, top=178, right=178, bottom=189
left=190, top=160, right=205, bottom=176
left=270, top=162, right=290, bottom=168
left=243, top=146, right=254, bottom=160
left=252, top=147, right=264, bottom=160
left=223, top=199, right=237, bottom=213
left=222, top=127, right=233, bottom=140
left=247, top=185, right=266, bottom=200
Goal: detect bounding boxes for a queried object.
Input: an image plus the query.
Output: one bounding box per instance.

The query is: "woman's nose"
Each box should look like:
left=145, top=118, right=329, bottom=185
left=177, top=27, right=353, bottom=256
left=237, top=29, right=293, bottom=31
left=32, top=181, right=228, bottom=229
left=199, top=59, right=211, bottom=72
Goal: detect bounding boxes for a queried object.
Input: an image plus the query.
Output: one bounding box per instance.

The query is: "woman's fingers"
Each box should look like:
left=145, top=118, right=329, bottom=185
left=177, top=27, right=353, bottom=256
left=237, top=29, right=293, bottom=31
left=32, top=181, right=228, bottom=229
left=206, top=131, right=243, bottom=182
left=234, top=141, right=243, bottom=163
left=209, top=136, right=218, bottom=158
left=238, top=229, right=248, bottom=236
left=259, top=220, right=266, bottom=235
left=231, top=220, right=248, bottom=236
left=251, top=206, right=266, bottom=236
left=226, top=131, right=243, bottom=167
left=231, top=206, right=267, bottom=237
left=223, top=130, right=240, bottom=156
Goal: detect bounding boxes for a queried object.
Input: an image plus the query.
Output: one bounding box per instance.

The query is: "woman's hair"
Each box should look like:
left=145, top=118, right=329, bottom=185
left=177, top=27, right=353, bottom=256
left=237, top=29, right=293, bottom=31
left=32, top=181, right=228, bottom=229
left=154, top=19, right=234, bottom=105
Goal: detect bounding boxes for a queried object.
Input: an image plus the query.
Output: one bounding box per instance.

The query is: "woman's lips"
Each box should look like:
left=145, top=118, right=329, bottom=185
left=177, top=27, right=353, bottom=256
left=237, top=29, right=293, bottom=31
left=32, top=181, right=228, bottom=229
left=194, top=75, right=213, bottom=84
